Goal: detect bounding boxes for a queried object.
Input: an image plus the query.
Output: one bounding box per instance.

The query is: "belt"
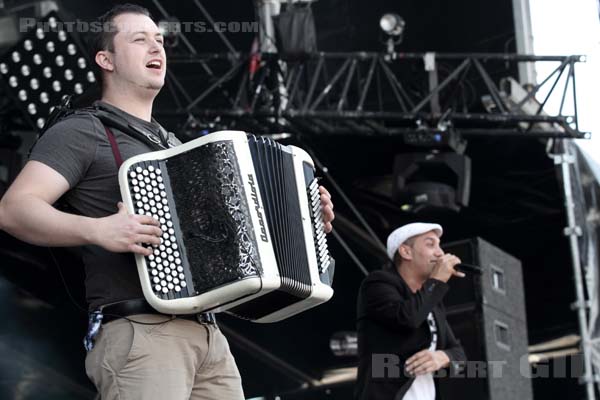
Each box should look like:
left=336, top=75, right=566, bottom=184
left=98, top=298, right=216, bottom=325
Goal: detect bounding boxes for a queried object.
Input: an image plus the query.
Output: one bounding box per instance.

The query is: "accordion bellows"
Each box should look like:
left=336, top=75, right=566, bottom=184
left=118, top=131, right=334, bottom=322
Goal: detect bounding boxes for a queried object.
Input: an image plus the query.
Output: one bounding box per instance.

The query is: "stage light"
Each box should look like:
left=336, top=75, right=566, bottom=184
left=48, top=17, right=58, bottom=29
left=379, top=13, right=405, bottom=37
left=27, top=103, right=37, bottom=115
left=330, top=331, right=358, bottom=357
left=158, top=17, right=181, bottom=48
left=380, top=13, right=406, bottom=55
left=0, top=11, right=97, bottom=131
left=392, top=152, right=471, bottom=213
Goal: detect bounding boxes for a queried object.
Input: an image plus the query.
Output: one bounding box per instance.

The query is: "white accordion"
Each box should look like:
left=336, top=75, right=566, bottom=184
left=118, top=131, right=334, bottom=323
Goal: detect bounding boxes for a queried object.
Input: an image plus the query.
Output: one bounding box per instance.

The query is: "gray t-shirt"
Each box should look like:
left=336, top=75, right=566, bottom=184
left=29, top=101, right=180, bottom=310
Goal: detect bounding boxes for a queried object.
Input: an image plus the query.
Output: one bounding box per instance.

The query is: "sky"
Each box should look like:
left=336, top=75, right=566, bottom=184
left=528, top=0, right=600, bottom=160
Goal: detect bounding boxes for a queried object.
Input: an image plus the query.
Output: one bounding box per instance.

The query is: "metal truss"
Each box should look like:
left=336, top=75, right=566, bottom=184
left=159, top=52, right=588, bottom=139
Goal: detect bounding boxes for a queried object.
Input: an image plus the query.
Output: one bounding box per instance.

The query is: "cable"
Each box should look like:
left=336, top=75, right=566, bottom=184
left=47, top=247, right=177, bottom=326
left=47, top=247, right=87, bottom=313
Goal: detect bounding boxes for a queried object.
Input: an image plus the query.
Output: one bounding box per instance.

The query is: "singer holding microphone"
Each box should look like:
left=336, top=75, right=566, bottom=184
left=355, top=223, right=467, bottom=400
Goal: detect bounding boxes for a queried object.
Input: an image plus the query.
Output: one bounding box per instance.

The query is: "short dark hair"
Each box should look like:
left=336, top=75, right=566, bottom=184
left=89, top=4, right=152, bottom=55
left=87, top=4, right=152, bottom=87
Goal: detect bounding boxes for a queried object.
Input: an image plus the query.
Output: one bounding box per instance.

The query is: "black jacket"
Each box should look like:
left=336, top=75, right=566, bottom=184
left=355, top=268, right=466, bottom=400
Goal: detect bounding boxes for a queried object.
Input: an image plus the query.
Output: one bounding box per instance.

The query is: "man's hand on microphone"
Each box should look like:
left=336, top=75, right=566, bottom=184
left=430, top=253, right=465, bottom=282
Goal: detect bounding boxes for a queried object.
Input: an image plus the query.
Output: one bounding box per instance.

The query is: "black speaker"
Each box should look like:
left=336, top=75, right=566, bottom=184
left=439, top=237, right=533, bottom=400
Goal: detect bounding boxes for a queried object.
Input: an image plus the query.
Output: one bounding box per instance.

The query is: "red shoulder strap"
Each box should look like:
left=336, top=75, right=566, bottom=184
left=103, top=126, right=123, bottom=169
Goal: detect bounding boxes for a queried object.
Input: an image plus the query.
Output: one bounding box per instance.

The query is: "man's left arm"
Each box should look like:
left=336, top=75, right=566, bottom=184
left=405, top=313, right=466, bottom=376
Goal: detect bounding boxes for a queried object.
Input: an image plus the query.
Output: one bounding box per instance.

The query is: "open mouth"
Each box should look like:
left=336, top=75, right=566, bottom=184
left=145, top=60, right=162, bottom=70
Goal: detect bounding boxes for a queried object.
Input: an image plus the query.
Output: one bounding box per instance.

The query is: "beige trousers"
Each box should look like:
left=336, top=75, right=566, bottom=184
left=85, top=314, right=244, bottom=400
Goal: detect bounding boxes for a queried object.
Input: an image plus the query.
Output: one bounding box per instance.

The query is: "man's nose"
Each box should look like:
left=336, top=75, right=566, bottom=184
left=434, top=248, right=444, bottom=257
left=149, top=40, right=162, bottom=52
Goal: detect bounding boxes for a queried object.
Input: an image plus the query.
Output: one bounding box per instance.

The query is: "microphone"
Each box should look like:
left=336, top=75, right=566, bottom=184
left=456, top=263, right=482, bottom=273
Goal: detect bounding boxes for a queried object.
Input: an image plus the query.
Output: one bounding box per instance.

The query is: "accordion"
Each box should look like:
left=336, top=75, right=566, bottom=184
left=118, top=131, right=334, bottom=322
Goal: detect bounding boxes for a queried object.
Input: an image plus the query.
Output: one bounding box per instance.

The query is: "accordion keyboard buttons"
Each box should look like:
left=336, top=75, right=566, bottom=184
left=127, top=163, right=189, bottom=298
left=307, top=178, right=332, bottom=275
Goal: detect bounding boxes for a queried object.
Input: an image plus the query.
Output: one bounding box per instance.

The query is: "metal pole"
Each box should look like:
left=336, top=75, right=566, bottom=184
left=511, top=0, right=537, bottom=84
left=218, top=322, right=318, bottom=387
left=554, top=142, right=597, bottom=400
left=256, top=0, right=279, bottom=53
left=191, top=0, right=237, bottom=54
left=331, top=229, right=369, bottom=276
left=304, top=150, right=387, bottom=254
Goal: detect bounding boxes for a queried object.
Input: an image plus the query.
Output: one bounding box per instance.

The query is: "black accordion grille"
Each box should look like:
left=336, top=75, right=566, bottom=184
left=125, top=141, right=261, bottom=300
left=248, top=136, right=312, bottom=299
left=166, top=142, right=261, bottom=294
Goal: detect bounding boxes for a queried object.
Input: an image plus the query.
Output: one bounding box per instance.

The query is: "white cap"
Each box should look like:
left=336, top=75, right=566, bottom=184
left=386, top=222, right=443, bottom=260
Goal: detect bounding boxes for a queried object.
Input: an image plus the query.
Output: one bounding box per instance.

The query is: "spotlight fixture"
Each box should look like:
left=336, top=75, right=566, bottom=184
left=392, top=152, right=471, bottom=213
left=0, top=11, right=96, bottom=131
left=379, top=13, right=405, bottom=37
left=330, top=331, right=358, bottom=357
left=158, top=17, right=180, bottom=49
left=379, top=13, right=406, bottom=54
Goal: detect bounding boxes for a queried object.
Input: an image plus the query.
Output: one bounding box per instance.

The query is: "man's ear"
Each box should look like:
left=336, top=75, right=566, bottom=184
left=95, top=51, right=114, bottom=73
left=398, top=244, right=413, bottom=261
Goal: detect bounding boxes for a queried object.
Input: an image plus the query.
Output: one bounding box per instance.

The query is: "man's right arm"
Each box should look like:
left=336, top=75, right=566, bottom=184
left=0, top=160, right=161, bottom=255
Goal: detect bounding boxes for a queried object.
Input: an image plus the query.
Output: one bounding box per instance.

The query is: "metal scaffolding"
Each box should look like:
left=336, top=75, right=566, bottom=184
left=157, top=52, right=588, bottom=140
left=550, top=140, right=600, bottom=400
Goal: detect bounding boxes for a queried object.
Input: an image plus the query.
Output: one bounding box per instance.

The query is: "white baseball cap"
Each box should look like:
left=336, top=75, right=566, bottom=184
left=386, top=222, right=443, bottom=260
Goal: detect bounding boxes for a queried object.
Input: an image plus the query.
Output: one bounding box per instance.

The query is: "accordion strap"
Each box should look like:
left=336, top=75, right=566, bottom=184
left=103, top=126, right=123, bottom=169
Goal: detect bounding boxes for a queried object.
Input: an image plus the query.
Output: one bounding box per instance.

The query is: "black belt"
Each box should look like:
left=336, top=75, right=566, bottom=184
left=98, top=298, right=216, bottom=325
